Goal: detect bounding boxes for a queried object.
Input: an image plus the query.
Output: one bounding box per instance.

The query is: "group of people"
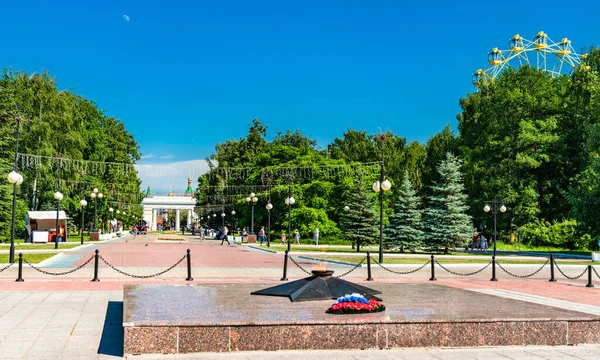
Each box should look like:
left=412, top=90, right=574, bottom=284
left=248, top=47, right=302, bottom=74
left=470, top=232, right=489, bottom=253
left=251, top=227, right=320, bottom=246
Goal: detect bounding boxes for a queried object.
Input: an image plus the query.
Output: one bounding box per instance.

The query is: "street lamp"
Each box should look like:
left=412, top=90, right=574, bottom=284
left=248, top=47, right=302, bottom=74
left=284, top=194, right=295, bottom=252
left=80, top=198, right=87, bottom=245
left=266, top=202, right=273, bottom=247
left=484, top=198, right=507, bottom=281
left=90, top=188, right=103, bottom=232
left=373, top=133, right=392, bottom=263
left=8, top=116, right=23, bottom=263
left=343, top=205, right=350, bottom=211
left=231, top=210, right=236, bottom=234
left=53, top=189, right=63, bottom=249
left=246, top=193, right=258, bottom=234
left=221, top=211, right=225, bottom=227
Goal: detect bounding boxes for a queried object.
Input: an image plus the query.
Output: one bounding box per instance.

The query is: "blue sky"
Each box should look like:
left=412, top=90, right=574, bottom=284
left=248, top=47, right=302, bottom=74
left=4, top=0, right=600, bottom=191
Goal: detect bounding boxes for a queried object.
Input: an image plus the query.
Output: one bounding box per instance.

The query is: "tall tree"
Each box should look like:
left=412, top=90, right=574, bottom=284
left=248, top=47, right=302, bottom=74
left=425, top=152, right=473, bottom=250
left=384, top=172, right=424, bottom=251
left=339, top=183, right=378, bottom=251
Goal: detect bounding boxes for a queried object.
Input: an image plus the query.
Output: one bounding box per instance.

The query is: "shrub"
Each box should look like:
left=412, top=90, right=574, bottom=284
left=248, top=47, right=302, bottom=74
left=520, top=219, right=591, bottom=250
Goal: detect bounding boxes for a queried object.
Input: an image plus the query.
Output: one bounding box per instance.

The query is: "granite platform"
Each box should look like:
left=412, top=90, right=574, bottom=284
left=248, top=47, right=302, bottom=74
left=123, top=283, right=600, bottom=355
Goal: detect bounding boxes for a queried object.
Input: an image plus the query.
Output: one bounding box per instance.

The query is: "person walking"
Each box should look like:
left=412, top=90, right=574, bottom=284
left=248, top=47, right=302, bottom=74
left=313, top=227, right=319, bottom=245
left=294, top=229, right=300, bottom=245
left=199, top=226, right=205, bottom=240
left=221, top=226, right=230, bottom=245
left=280, top=232, right=287, bottom=244
left=258, top=226, right=266, bottom=245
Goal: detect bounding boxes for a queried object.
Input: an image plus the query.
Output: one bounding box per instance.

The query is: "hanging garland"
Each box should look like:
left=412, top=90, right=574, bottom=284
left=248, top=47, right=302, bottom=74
left=16, top=153, right=136, bottom=176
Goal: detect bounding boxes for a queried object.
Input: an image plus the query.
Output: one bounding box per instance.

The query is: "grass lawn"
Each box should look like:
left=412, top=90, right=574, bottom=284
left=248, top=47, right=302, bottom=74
left=0, top=243, right=84, bottom=250
left=0, top=253, right=57, bottom=264
left=316, top=256, right=599, bottom=266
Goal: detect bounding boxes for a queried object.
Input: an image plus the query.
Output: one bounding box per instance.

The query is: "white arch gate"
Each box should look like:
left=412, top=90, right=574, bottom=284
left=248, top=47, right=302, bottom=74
left=141, top=196, right=196, bottom=231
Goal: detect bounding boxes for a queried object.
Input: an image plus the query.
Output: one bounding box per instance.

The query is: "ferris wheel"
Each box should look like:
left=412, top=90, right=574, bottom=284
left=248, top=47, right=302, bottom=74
left=472, top=31, right=589, bottom=87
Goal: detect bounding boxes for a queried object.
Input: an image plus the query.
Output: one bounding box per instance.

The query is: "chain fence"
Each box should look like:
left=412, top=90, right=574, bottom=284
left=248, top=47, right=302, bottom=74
left=435, top=260, right=492, bottom=276
left=0, top=262, right=13, bottom=274
left=371, top=257, right=430, bottom=275
left=288, top=256, right=312, bottom=275
left=496, top=260, right=549, bottom=278
left=554, top=262, right=588, bottom=280
left=593, top=266, right=600, bottom=280
left=335, top=257, right=366, bottom=278
left=99, top=255, right=186, bottom=279
left=24, top=255, right=94, bottom=276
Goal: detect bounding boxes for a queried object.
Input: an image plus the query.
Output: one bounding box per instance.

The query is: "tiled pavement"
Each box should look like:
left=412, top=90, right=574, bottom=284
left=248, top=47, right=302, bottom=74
left=1, top=234, right=600, bottom=359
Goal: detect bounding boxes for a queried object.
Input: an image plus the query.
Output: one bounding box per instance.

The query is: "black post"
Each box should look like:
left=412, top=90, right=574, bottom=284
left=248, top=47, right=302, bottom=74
left=9, top=117, right=21, bottom=264
left=491, top=255, right=497, bottom=281
left=587, top=265, right=594, bottom=288
left=379, top=145, right=384, bottom=264
left=16, top=253, right=23, bottom=282
left=267, top=209, right=271, bottom=247
left=91, top=249, right=100, bottom=282
left=287, top=185, right=292, bottom=253
left=81, top=204, right=85, bottom=245
left=493, top=198, right=497, bottom=258
left=281, top=250, right=289, bottom=281
left=54, top=159, right=61, bottom=250
left=186, top=249, right=193, bottom=281
left=366, top=251, right=373, bottom=281
left=251, top=202, right=255, bottom=234
left=93, top=196, right=97, bottom=232
left=549, top=253, right=556, bottom=282
left=429, top=255, right=436, bottom=281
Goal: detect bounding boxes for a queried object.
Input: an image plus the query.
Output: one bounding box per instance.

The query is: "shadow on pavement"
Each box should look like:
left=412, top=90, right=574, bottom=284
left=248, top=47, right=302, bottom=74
left=98, top=301, right=124, bottom=357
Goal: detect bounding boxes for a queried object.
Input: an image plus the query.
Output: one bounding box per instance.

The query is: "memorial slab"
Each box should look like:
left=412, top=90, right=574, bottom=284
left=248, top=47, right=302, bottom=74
left=123, top=283, right=600, bottom=355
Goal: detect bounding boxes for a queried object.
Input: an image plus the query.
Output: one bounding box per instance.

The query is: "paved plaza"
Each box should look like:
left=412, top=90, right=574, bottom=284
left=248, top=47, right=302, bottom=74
left=0, top=233, right=599, bottom=359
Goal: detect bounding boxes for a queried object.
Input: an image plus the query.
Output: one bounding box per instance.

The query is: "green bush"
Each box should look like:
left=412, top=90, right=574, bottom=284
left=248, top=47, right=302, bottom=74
left=520, top=219, right=591, bottom=250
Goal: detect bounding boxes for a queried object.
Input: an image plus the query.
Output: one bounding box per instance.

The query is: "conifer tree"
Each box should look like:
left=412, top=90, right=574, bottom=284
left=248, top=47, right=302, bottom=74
left=384, top=171, right=424, bottom=251
left=425, top=152, right=473, bottom=250
left=339, top=182, right=378, bottom=252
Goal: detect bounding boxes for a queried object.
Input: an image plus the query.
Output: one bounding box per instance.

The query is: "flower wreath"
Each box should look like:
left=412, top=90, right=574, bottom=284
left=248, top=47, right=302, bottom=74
left=326, top=293, right=385, bottom=314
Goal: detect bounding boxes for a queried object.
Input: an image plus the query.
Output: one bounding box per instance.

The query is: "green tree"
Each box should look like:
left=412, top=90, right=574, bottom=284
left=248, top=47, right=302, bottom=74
left=425, top=152, right=473, bottom=250
left=384, top=172, right=424, bottom=251
left=339, top=183, right=378, bottom=251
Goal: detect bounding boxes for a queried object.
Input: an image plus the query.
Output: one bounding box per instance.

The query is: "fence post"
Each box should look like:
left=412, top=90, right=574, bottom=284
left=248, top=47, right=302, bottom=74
left=16, top=253, right=24, bottom=282
left=281, top=250, right=289, bottom=281
left=186, top=249, right=193, bottom=281
left=91, top=249, right=100, bottom=282
left=549, top=253, right=556, bottom=282
left=586, top=265, right=594, bottom=288
left=491, top=256, right=498, bottom=281
left=366, top=251, right=373, bottom=281
left=429, top=255, right=436, bottom=281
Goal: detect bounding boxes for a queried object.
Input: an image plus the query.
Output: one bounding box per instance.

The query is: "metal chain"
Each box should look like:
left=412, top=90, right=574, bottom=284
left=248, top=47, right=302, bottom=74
left=99, top=255, right=186, bottom=279
left=0, top=262, right=13, bottom=273
left=496, top=260, right=548, bottom=278
left=554, top=263, right=588, bottom=280
left=24, top=256, right=94, bottom=276
left=593, top=266, right=600, bottom=280
left=335, top=257, right=366, bottom=278
left=288, top=256, right=312, bottom=275
left=371, top=257, right=430, bottom=275
left=435, top=260, right=491, bottom=276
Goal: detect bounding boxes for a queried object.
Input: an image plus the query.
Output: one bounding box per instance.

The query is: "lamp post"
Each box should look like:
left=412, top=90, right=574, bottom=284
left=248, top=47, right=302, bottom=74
left=231, top=210, right=236, bottom=234
left=246, top=193, right=258, bottom=234
left=90, top=188, right=103, bottom=232
left=8, top=116, right=23, bottom=263
left=266, top=201, right=273, bottom=247
left=108, top=207, right=113, bottom=232
left=116, top=210, right=120, bottom=232
left=483, top=198, right=507, bottom=259
left=80, top=198, right=87, bottom=245
left=284, top=189, right=295, bottom=253
left=373, top=134, right=392, bottom=263
left=54, top=157, right=64, bottom=250
left=221, top=210, right=225, bottom=227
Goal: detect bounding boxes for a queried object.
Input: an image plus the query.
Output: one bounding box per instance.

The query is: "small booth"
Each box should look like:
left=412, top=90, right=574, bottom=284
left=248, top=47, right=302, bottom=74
left=26, top=211, right=68, bottom=243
